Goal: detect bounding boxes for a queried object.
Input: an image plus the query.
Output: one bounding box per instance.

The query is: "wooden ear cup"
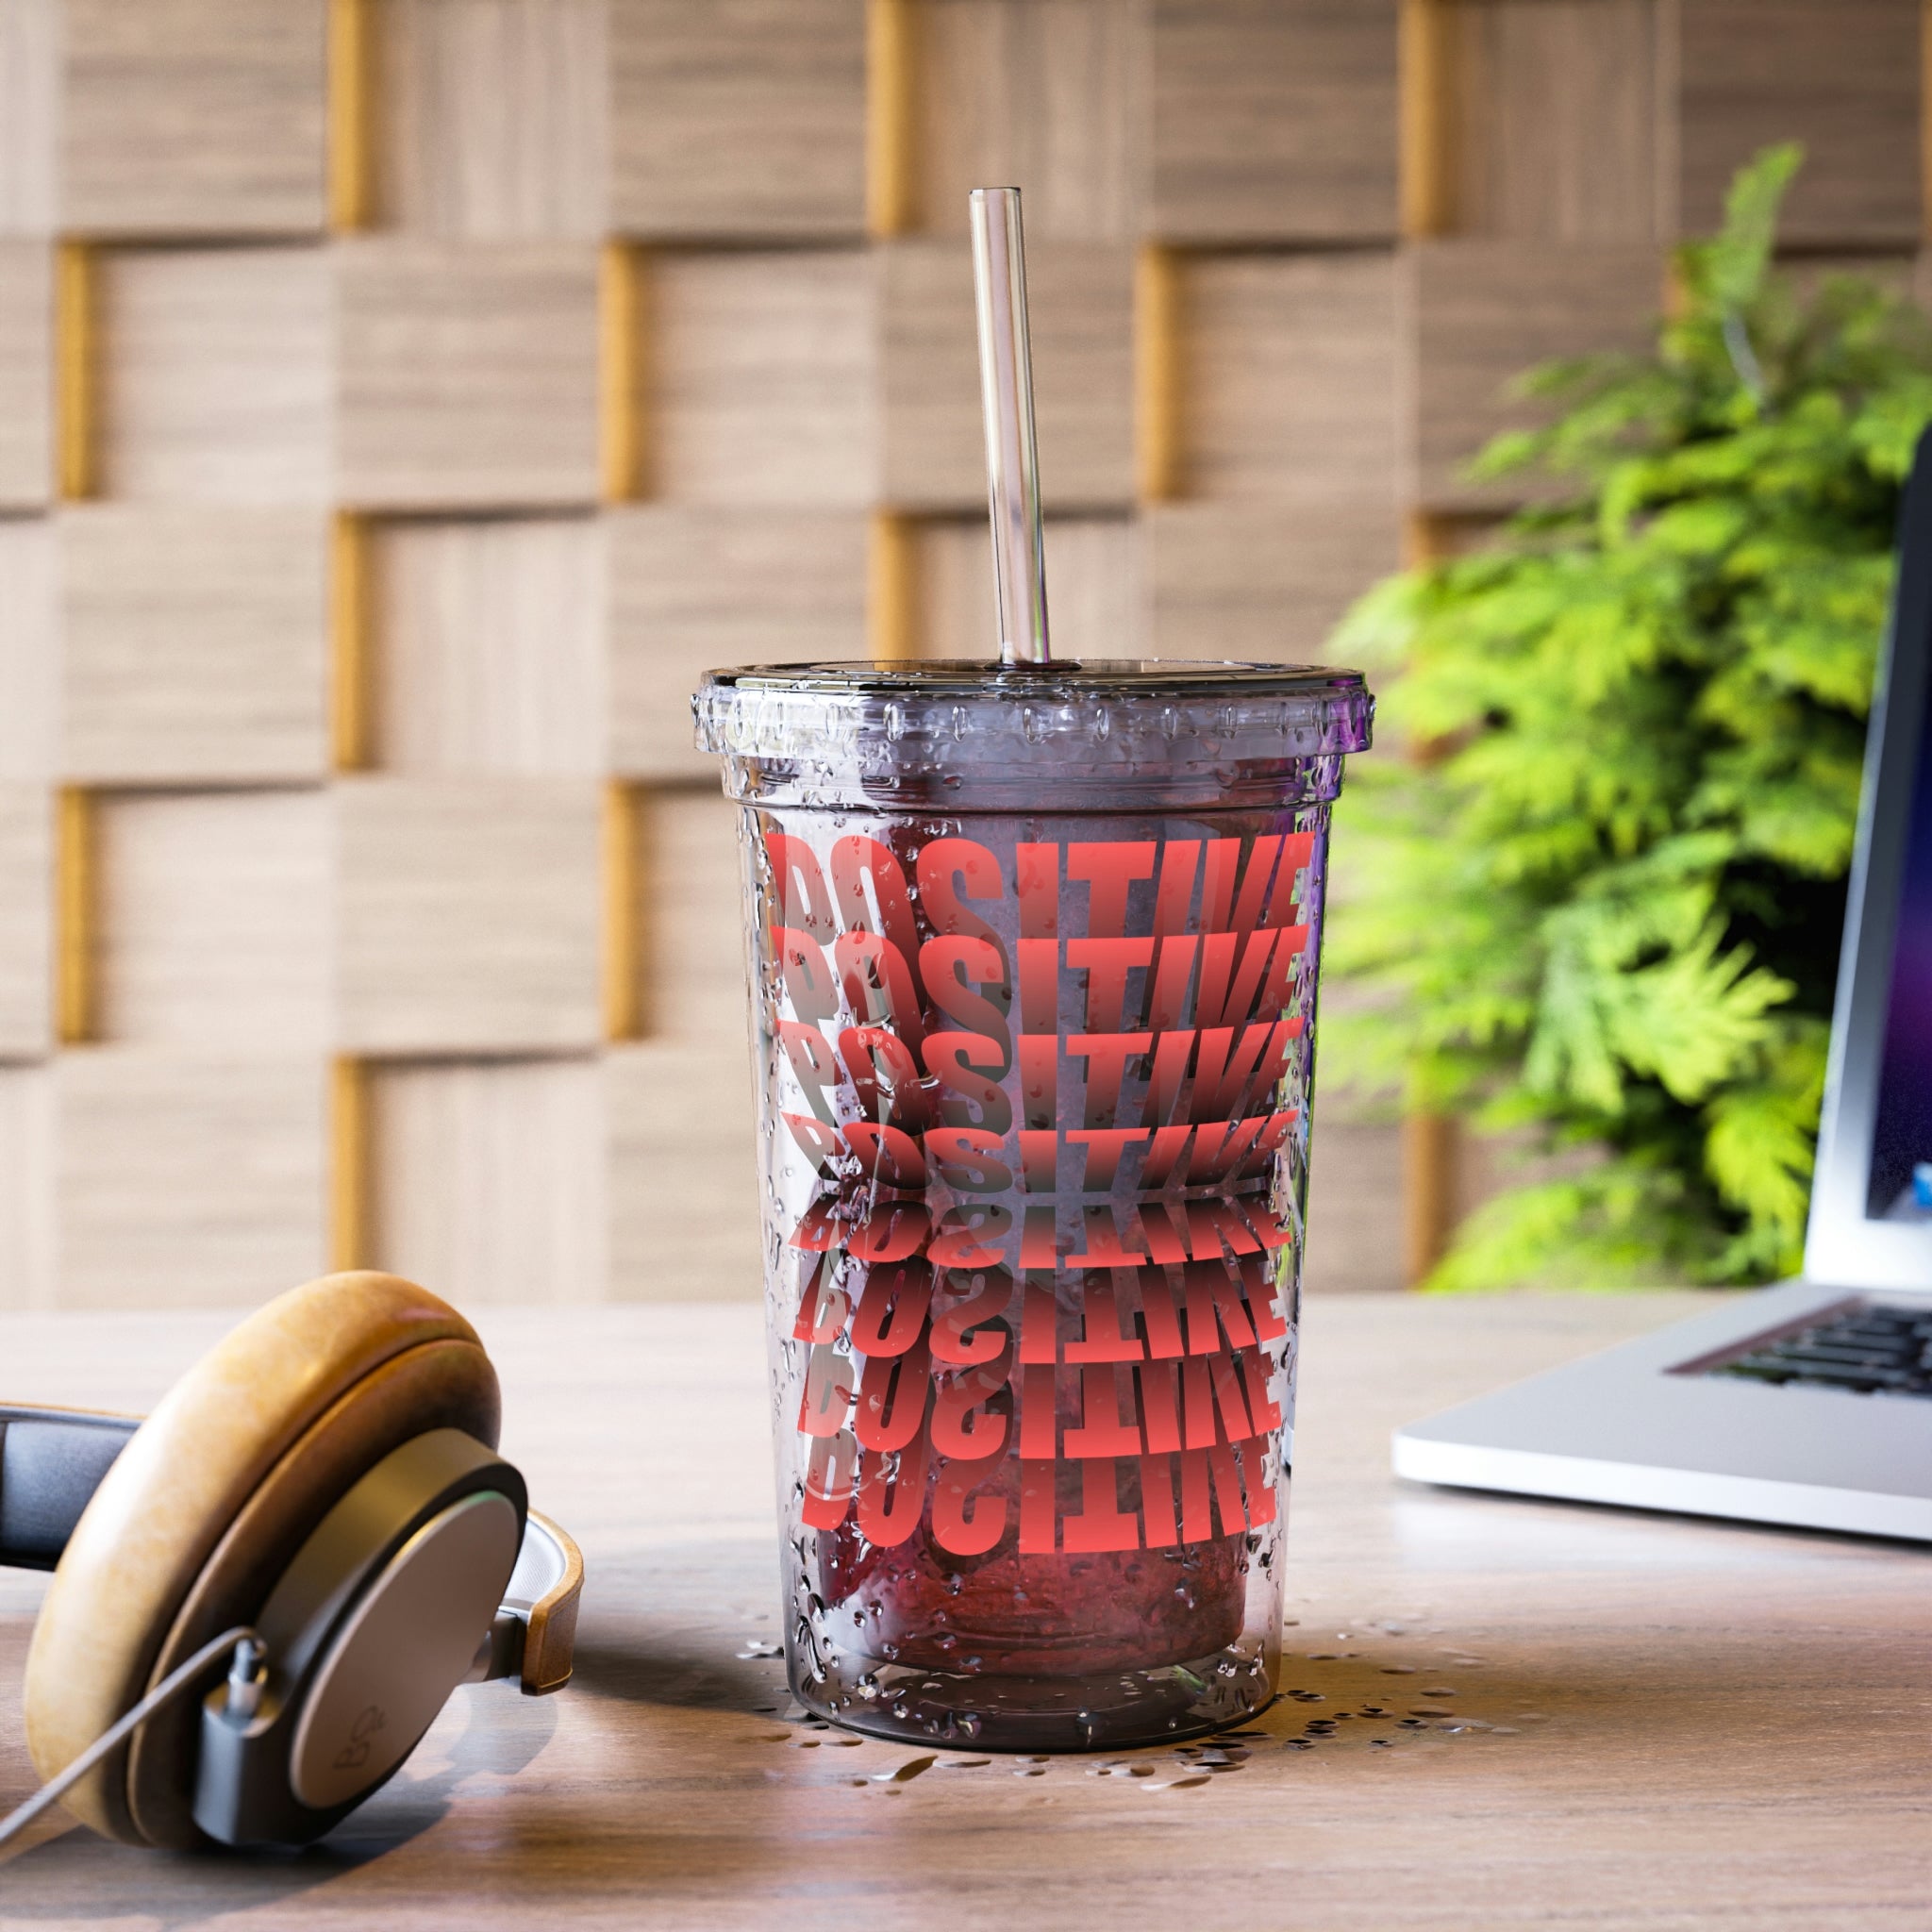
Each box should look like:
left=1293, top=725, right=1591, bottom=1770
left=23, top=1272, right=501, bottom=1850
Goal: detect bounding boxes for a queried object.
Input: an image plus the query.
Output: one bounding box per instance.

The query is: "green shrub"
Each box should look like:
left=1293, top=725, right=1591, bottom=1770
left=1325, top=148, right=1932, bottom=1289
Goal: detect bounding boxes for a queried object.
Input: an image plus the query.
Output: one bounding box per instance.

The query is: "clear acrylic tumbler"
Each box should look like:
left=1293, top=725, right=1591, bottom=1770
left=695, top=658, right=1373, bottom=1751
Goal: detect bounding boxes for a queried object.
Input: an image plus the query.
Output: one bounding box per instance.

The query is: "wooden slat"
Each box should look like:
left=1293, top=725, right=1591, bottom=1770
left=0, top=1067, right=53, bottom=1308
left=1437, top=0, right=1660, bottom=245
left=93, top=245, right=334, bottom=505
left=908, top=0, right=1142, bottom=242
left=1134, top=243, right=1182, bottom=505
left=609, top=0, right=867, bottom=239
left=646, top=789, right=751, bottom=1045
left=1674, top=0, right=1922, bottom=246
left=336, top=238, right=602, bottom=510
left=606, top=1040, right=762, bottom=1301
left=0, top=516, right=56, bottom=782
left=61, top=0, right=328, bottom=236
left=1302, top=1121, right=1407, bottom=1293
left=608, top=506, right=867, bottom=778
left=648, top=249, right=875, bottom=508
left=0, top=240, right=54, bottom=507
left=92, top=789, right=333, bottom=1048
left=1179, top=250, right=1401, bottom=507
left=600, top=241, right=645, bottom=502
left=58, top=505, right=331, bottom=784
left=1410, top=245, right=1661, bottom=506
left=331, top=511, right=373, bottom=772
left=53, top=1048, right=328, bottom=1307
left=914, top=513, right=1142, bottom=662
left=865, top=0, right=918, bottom=239
left=879, top=237, right=1134, bottom=510
left=1402, top=1109, right=1461, bottom=1287
left=370, top=512, right=605, bottom=775
left=334, top=775, right=604, bottom=1054
left=370, top=1056, right=608, bottom=1303
left=1399, top=0, right=1455, bottom=240
left=328, top=1052, right=370, bottom=1272
left=1146, top=502, right=1403, bottom=663
left=327, top=0, right=374, bottom=232
left=868, top=509, right=919, bottom=660
left=0, top=0, right=58, bottom=237
left=52, top=786, right=92, bottom=1047
left=370, top=0, right=607, bottom=237
left=0, top=786, right=53, bottom=1058
left=1150, top=0, right=1401, bottom=242
left=1403, top=240, right=1658, bottom=510
left=603, top=779, right=645, bottom=1043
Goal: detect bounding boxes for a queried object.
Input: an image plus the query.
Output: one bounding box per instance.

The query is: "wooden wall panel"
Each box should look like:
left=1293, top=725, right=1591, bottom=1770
left=93, top=790, right=332, bottom=1049
left=336, top=240, right=601, bottom=508
left=58, top=507, right=330, bottom=782
left=910, top=0, right=1143, bottom=242
left=1675, top=0, right=1922, bottom=247
left=880, top=239, right=1134, bottom=509
left=58, top=0, right=328, bottom=236
left=606, top=1040, right=761, bottom=1300
left=648, top=249, right=875, bottom=507
left=0, top=1065, right=53, bottom=1307
left=372, top=513, right=605, bottom=775
left=53, top=1049, right=327, bottom=1307
left=643, top=789, right=751, bottom=1045
left=372, top=0, right=608, bottom=239
left=0, top=240, right=52, bottom=506
left=1146, top=503, right=1403, bottom=662
left=608, top=508, right=868, bottom=780
left=94, top=246, right=333, bottom=504
left=370, top=1056, right=608, bottom=1302
left=608, top=0, right=867, bottom=239
left=915, top=513, right=1141, bottom=660
left=0, top=515, right=56, bottom=780
left=1404, top=241, right=1659, bottom=509
left=335, top=776, right=603, bottom=1053
left=0, top=785, right=52, bottom=1058
left=1179, top=252, right=1401, bottom=508
left=1150, top=0, right=1400, bottom=241
left=1441, top=0, right=1661, bottom=244
left=0, top=0, right=58, bottom=236
left=4, top=0, right=1918, bottom=1307
left=1301, top=1122, right=1406, bottom=1293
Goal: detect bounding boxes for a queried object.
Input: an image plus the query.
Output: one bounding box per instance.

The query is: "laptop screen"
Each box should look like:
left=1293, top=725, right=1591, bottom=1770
left=1868, top=645, right=1932, bottom=1222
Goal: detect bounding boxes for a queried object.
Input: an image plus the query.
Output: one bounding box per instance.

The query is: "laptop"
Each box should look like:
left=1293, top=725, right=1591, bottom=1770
left=1391, top=428, right=1932, bottom=1543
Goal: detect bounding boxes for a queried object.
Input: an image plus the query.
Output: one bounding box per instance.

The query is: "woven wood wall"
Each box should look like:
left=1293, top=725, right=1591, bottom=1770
left=0, top=0, right=1922, bottom=1307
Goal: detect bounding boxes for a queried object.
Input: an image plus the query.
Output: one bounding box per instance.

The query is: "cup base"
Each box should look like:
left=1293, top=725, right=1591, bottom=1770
left=791, top=1643, right=1275, bottom=1752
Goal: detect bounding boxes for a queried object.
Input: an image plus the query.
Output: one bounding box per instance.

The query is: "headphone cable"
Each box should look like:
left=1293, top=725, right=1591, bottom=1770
left=0, top=1625, right=262, bottom=1854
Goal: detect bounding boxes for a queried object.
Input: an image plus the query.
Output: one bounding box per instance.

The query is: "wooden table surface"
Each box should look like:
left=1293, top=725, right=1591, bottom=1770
left=1, top=1291, right=1926, bottom=1930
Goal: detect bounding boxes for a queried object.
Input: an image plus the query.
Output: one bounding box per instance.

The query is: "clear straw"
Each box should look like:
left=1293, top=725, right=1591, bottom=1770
left=969, top=187, right=1051, bottom=665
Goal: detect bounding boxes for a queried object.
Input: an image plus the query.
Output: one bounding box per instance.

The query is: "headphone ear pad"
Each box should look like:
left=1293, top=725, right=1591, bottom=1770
left=24, top=1272, right=500, bottom=1850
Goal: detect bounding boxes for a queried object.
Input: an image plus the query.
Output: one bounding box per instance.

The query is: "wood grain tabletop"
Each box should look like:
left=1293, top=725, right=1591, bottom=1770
left=1, top=1291, right=1925, bottom=1930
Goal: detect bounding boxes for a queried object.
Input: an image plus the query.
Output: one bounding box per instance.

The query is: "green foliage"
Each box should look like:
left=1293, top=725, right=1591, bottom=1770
left=1325, top=147, right=1932, bottom=1289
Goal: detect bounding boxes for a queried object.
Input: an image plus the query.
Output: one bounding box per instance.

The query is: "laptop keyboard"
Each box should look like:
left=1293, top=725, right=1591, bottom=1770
left=1713, top=1302, right=1932, bottom=1398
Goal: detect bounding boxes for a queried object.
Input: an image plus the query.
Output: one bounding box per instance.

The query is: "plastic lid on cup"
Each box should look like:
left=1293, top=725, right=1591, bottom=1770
left=693, top=658, right=1374, bottom=810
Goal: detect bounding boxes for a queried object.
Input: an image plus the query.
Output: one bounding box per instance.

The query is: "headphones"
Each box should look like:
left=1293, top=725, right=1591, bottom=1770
left=1, top=1272, right=582, bottom=1852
